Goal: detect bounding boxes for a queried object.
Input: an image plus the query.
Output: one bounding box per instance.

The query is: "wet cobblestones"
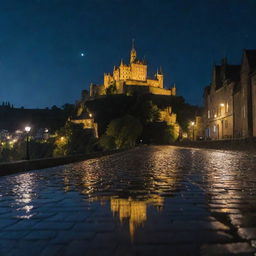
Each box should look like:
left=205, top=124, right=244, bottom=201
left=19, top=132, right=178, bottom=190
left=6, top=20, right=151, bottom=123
left=1, top=146, right=256, bottom=255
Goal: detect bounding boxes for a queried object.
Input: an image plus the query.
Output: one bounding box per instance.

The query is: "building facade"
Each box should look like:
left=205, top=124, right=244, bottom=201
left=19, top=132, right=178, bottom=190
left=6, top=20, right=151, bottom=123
left=90, top=41, right=176, bottom=97
left=203, top=50, right=256, bottom=140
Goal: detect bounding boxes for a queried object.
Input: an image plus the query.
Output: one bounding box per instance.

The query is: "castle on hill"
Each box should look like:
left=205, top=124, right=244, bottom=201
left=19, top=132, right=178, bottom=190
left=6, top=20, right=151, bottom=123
left=90, top=41, right=176, bottom=97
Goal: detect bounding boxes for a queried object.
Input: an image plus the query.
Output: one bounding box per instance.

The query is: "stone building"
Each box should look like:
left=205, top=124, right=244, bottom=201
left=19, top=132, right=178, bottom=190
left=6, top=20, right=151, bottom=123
left=204, top=58, right=240, bottom=139
left=159, top=106, right=180, bottom=139
left=203, top=50, right=256, bottom=140
left=90, top=41, right=176, bottom=97
left=239, top=50, right=256, bottom=137
left=188, top=116, right=204, bottom=140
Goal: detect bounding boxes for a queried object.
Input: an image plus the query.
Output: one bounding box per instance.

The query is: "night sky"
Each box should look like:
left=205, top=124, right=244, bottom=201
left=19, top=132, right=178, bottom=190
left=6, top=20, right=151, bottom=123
left=1, top=0, right=256, bottom=108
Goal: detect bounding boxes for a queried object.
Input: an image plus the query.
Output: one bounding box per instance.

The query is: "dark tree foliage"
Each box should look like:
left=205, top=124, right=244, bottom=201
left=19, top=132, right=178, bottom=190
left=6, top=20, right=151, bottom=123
left=105, top=84, right=117, bottom=95
left=141, top=122, right=176, bottom=145
left=54, top=122, right=96, bottom=156
left=102, top=115, right=142, bottom=149
left=85, top=95, right=134, bottom=136
left=0, top=139, right=55, bottom=162
left=62, top=104, right=76, bottom=118
left=85, top=94, right=201, bottom=135
left=0, top=104, right=76, bottom=132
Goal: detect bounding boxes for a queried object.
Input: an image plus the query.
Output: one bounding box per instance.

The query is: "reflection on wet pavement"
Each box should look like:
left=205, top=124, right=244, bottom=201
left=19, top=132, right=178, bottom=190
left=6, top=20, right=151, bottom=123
left=0, top=146, right=256, bottom=255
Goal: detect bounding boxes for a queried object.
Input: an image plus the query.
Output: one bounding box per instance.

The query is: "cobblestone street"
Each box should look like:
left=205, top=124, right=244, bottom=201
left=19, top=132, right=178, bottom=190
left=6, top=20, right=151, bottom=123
left=1, top=146, right=256, bottom=255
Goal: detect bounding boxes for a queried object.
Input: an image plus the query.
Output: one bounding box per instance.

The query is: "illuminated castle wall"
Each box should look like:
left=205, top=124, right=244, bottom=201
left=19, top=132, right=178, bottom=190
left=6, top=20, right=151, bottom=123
left=90, top=41, right=176, bottom=96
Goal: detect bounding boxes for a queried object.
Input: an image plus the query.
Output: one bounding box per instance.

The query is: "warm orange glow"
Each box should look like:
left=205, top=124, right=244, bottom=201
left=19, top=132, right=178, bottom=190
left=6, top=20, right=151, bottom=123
left=110, top=195, right=164, bottom=240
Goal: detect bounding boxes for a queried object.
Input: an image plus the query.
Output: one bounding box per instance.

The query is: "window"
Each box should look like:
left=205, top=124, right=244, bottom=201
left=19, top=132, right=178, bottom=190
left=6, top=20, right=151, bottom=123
left=213, top=125, right=216, bottom=133
left=208, top=110, right=210, bottom=119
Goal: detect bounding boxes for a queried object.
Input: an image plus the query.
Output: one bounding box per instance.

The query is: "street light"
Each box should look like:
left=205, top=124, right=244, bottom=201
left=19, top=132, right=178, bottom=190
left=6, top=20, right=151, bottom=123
left=191, top=121, right=195, bottom=141
left=220, top=103, right=225, bottom=139
left=24, top=126, right=31, bottom=160
left=89, top=113, right=93, bottom=118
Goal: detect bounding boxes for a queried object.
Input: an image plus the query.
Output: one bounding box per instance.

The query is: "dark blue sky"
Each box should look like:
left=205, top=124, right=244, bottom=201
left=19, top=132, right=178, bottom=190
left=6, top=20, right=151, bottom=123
left=1, top=0, right=256, bottom=108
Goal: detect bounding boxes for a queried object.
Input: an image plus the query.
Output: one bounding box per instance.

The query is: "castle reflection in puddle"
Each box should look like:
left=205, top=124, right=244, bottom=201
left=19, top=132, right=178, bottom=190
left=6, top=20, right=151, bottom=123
left=110, top=195, right=164, bottom=239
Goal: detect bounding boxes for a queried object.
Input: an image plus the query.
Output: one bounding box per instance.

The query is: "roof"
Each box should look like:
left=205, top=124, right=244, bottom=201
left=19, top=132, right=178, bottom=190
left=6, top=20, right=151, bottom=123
left=244, top=50, right=256, bottom=71
left=226, top=65, right=240, bottom=81
left=204, top=86, right=211, bottom=96
left=214, top=62, right=240, bottom=90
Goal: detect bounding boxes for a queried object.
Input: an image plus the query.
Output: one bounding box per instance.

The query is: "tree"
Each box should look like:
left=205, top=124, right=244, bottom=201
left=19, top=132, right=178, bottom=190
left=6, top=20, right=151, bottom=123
left=53, top=122, right=96, bottom=156
left=62, top=103, right=75, bottom=118
left=106, top=83, right=117, bottom=95
left=51, top=105, right=60, bottom=111
left=132, top=100, right=160, bottom=124
left=104, top=115, right=142, bottom=149
left=98, top=135, right=116, bottom=151
left=141, top=122, right=176, bottom=145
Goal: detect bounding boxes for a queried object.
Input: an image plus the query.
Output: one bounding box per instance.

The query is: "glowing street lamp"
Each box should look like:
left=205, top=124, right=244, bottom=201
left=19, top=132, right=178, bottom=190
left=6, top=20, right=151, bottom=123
left=24, top=126, right=31, bottom=160
left=25, top=126, right=31, bottom=133
left=191, top=121, right=195, bottom=141
left=89, top=113, right=93, bottom=118
left=220, top=103, right=225, bottom=139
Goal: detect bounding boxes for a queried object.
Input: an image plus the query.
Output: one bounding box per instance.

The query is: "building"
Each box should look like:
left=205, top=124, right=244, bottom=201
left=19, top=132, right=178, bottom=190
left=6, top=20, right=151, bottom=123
left=204, top=58, right=240, bottom=139
left=188, top=116, right=204, bottom=140
left=203, top=50, right=256, bottom=140
left=240, top=50, right=256, bottom=137
left=90, top=41, right=176, bottom=97
left=159, top=106, right=180, bottom=139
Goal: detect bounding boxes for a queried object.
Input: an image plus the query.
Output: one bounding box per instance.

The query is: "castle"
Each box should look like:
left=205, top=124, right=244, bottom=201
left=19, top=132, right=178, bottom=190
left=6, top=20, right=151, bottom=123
left=90, top=41, right=176, bottom=97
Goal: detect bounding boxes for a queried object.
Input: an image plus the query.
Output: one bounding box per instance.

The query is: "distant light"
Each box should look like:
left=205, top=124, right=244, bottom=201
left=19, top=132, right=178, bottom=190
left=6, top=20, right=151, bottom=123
left=81, top=53, right=85, bottom=57
left=220, top=103, right=225, bottom=107
left=45, top=128, right=49, bottom=133
left=191, top=121, right=195, bottom=126
left=25, top=126, right=31, bottom=133
left=89, top=113, right=92, bottom=118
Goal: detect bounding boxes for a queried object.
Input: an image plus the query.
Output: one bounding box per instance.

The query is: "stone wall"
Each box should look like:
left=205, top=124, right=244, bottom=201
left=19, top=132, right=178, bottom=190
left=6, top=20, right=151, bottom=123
left=0, top=149, right=124, bottom=177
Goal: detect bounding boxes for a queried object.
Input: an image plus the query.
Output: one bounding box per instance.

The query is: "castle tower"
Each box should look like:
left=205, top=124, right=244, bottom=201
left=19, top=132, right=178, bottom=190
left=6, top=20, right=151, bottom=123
left=171, top=83, right=176, bottom=96
left=156, top=67, right=164, bottom=88
left=130, top=39, right=137, bottom=63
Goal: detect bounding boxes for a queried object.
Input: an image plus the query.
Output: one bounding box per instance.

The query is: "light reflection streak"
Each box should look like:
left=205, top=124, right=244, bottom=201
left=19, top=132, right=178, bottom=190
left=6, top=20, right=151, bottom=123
left=11, top=173, right=36, bottom=219
left=62, top=146, right=180, bottom=240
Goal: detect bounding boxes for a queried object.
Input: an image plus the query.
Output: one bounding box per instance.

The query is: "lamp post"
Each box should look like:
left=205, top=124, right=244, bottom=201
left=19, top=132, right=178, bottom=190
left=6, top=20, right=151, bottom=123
left=220, top=103, right=225, bottom=139
left=24, top=126, right=31, bottom=160
left=191, top=121, right=195, bottom=141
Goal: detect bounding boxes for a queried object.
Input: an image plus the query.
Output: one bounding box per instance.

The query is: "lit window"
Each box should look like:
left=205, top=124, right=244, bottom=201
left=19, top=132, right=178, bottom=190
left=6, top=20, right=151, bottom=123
left=208, top=110, right=210, bottom=118
left=213, top=125, right=216, bottom=132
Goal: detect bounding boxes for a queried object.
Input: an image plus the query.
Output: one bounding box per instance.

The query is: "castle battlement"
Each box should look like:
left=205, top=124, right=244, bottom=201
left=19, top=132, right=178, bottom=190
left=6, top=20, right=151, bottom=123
left=89, top=41, right=176, bottom=97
